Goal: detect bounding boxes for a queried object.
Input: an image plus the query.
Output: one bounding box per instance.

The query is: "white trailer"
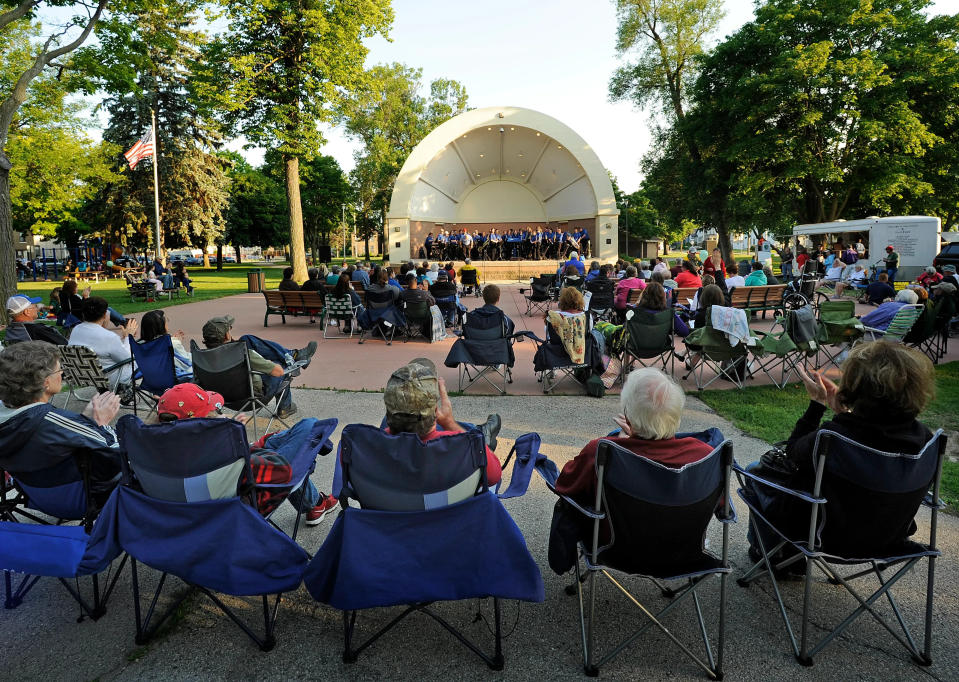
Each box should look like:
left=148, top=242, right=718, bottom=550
left=792, top=216, right=941, bottom=282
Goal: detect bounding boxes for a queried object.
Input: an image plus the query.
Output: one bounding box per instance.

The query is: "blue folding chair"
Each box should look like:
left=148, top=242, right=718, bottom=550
left=305, top=425, right=544, bottom=670
left=0, top=455, right=127, bottom=620
left=549, top=437, right=735, bottom=678
left=444, top=307, right=528, bottom=395
left=736, top=429, right=946, bottom=667
left=130, top=335, right=192, bottom=417
left=101, top=415, right=312, bottom=650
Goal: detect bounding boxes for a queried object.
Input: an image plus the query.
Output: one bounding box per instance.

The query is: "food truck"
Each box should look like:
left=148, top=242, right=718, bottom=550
left=792, top=216, right=941, bottom=282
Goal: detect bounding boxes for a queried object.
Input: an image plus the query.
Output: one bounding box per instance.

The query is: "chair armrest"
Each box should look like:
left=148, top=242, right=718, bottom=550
left=733, top=462, right=825, bottom=504
left=556, top=491, right=605, bottom=519
left=102, top=357, right=133, bottom=374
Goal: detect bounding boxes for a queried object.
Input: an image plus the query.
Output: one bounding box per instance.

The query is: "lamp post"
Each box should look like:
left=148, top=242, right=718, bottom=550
left=341, top=204, right=346, bottom=260
left=624, top=198, right=629, bottom=258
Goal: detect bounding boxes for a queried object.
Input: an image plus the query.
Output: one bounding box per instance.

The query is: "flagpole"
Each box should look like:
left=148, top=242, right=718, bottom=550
left=150, top=108, right=162, bottom=261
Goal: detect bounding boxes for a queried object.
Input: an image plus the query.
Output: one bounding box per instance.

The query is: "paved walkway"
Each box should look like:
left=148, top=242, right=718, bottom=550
left=2, top=390, right=958, bottom=681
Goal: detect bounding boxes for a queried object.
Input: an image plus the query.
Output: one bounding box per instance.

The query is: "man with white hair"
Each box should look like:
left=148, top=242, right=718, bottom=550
left=4, top=294, right=68, bottom=345
left=860, top=288, right=918, bottom=332
left=553, top=367, right=715, bottom=501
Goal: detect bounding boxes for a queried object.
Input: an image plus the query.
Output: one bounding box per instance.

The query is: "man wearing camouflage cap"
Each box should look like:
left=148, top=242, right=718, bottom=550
left=201, top=314, right=316, bottom=419
left=384, top=358, right=503, bottom=485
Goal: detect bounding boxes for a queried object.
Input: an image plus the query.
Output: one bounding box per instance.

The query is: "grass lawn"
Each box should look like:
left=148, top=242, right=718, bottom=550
left=13, top=265, right=289, bottom=317
left=698, top=361, right=959, bottom=510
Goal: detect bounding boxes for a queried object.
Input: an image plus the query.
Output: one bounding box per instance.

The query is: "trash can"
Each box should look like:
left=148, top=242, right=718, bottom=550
left=247, top=269, right=265, bottom=293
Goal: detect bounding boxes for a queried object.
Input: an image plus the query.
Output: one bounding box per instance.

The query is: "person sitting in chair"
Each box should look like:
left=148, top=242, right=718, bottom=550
left=67, top=297, right=139, bottom=387
left=549, top=367, right=716, bottom=563
left=155, top=383, right=338, bottom=525
left=0, top=341, right=122, bottom=506
left=400, top=272, right=436, bottom=306
left=4, top=295, right=68, bottom=346
left=300, top=267, right=325, bottom=292
left=201, top=315, right=316, bottom=419
left=744, top=344, right=935, bottom=567
left=383, top=358, right=502, bottom=485
left=472, top=284, right=515, bottom=335
left=860, top=288, right=918, bottom=332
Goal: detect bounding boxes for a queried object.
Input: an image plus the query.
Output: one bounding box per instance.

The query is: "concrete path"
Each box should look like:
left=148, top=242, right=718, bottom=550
left=2, top=389, right=957, bottom=681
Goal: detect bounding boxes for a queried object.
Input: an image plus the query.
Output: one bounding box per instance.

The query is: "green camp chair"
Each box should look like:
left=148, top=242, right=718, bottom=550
left=620, top=307, right=676, bottom=381
left=814, top=300, right=864, bottom=370
left=682, top=307, right=754, bottom=390
left=861, top=304, right=924, bottom=344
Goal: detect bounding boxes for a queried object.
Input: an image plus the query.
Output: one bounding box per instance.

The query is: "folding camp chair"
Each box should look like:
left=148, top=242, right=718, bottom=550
left=357, top=289, right=404, bottom=345
left=130, top=335, right=192, bottom=417
left=189, top=339, right=301, bottom=441
left=525, top=276, right=554, bottom=316
left=58, top=345, right=132, bottom=411
left=321, top=294, right=359, bottom=339
left=735, top=429, right=946, bottom=667
left=861, top=304, right=924, bottom=343
left=429, top=280, right=460, bottom=328
left=444, top=308, right=527, bottom=394
left=586, top=277, right=616, bottom=324
left=751, top=306, right=819, bottom=389
left=459, top=268, right=481, bottom=297
left=559, top=438, right=734, bottom=677
left=402, top=299, right=433, bottom=341
left=620, top=307, right=675, bottom=380
left=304, top=425, right=544, bottom=670
left=99, top=416, right=309, bottom=650
left=531, top=312, right=602, bottom=394
left=814, top=300, right=864, bottom=370
left=0, top=453, right=127, bottom=619
left=682, top=307, right=755, bottom=390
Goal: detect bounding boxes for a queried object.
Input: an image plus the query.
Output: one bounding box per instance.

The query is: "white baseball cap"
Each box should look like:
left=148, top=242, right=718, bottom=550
left=6, top=294, right=42, bottom=315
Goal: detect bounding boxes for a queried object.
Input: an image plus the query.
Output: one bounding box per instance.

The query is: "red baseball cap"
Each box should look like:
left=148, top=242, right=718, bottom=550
left=157, top=384, right=224, bottom=419
left=886, top=245, right=894, bottom=251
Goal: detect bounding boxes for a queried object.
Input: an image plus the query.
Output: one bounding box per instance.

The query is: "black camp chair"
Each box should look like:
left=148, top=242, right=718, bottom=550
left=525, top=276, right=554, bottom=316
left=445, top=308, right=525, bottom=394
left=735, top=429, right=946, bottom=666
left=358, top=289, right=404, bottom=345
left=459, top=268, right=481, bottom=297
left=531, top=313, right=603, bottom=394
left=189, top=340, right=301, bottom=440
left=560, top=438, right=735, bottom=677
left=585, top=277, right=616, bottom=323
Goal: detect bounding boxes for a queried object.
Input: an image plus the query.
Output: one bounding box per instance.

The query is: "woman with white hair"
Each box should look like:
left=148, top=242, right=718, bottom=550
left=859, top=288, right=918, bottom=332
left=554, top=367, right=715, bottom=502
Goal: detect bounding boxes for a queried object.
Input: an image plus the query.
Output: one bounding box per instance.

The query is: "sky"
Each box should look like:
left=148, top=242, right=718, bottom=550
left=61, top=0, right=959, bottom=194
left=287, top=0, right=959, bottom=194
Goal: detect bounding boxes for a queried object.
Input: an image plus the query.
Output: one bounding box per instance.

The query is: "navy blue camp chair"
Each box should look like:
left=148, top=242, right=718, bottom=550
left=130, top=335, right=192, bottom=417
left=357, top=290, right=406, bottom=345
left=444, top=307, right=529, bottom=394
left=0, top=456, right=127, bottom=620
left=305, top=424, right=544, bottom=670
left=552, top=436, right=734, bottom=678
left=103, top=416, right=311, bottom=650
left=735, top=429, right=946, bottom=667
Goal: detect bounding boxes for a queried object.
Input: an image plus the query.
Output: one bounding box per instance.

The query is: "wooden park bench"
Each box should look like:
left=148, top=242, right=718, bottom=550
left=263, top=289, right=326, bottom=327
left=672, top=287, right=700, bottom=307
left=128, top=281, right=157, bottom=303
left=727, top=284, right=788, bottom=318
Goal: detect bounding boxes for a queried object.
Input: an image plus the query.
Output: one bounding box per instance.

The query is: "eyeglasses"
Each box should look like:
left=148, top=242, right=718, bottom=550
left=46, top=369, right=64, bottom=379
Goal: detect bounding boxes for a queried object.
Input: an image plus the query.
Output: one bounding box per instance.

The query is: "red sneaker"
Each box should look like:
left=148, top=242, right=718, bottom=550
left=305, top=495, right=338, bottom=526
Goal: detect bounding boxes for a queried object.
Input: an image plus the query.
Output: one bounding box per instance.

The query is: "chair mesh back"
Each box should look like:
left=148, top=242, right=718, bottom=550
left=461, top=269, right=478, bottom=285
left=586, top=278, right=614, bottom=308
left=883, top=304, right=923, bottom=341
left=131, top=335, right=176, bottom=395
left=815, top=429, right=942, bottom=556
left=463, top=310, right=507, bottom=340
left=405, top=300, right=431, bottom=322
left=598, top=440, right=725, bottom=575
left=529, top=277, right=552, bottom=300
left=118, top=415, right=250, bottom=503
left=189, top=340, right=254, bottom=405
left=59, top=345, right=110, bottom=393
left=340, top=424, right=486, bottom=511
left=429, top=282, right=457, bottom=299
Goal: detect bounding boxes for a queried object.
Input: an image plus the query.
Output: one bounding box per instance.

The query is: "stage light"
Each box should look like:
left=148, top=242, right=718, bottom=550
left=479, top=153, right=484, bottom=157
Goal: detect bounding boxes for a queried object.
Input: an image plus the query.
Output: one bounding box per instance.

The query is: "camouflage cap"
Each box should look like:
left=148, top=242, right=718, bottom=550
left=384, top=357, right=439, bottom=422
left=201, top=315, right=234, bottom=345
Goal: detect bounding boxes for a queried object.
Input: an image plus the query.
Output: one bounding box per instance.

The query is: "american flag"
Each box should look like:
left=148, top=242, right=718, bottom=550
left=124, top=127, right=154, bottom=170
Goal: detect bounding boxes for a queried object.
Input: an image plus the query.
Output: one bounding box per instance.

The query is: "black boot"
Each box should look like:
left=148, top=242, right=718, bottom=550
left=477, top=414, right=502, bottom=452
left=294, top=340, right=318, bottom=367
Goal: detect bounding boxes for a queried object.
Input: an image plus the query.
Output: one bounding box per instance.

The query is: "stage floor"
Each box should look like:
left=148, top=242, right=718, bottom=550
left=398, top=259, right=580, bottom=282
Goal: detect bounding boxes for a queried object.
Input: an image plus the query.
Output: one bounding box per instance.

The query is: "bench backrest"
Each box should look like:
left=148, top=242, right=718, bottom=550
left=626, top=288, right=642, bottom=305
left=728, top=284, right=786, bottom=309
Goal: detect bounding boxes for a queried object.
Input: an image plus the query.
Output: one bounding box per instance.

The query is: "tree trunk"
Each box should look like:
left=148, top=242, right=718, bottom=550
left=284, top=155, right=308, bottom=281
left=216, top=243, right=223, bottom=271
left=0, top=158, right=15, bottom=324
left=235, top=245, right=242, bottom=264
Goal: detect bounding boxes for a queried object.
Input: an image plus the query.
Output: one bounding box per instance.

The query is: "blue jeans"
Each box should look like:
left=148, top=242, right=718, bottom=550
left=109, top=307, right=126, bottom=327
left=886, top=267, right=898, bottom=284
left=781, top=261, right=793, bottom=279
left=286, top=477, right=320, bottom=512
left=239, top=334, right=295, bottom=411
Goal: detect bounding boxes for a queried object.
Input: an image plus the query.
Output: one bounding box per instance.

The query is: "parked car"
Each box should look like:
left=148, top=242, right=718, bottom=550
left=933, top=241, right=959, bottom=273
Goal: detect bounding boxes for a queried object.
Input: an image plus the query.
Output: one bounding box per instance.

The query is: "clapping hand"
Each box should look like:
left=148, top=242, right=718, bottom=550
left=83, top=391, right=121, bottom=426
left=796, top=366, right=844, bottom=413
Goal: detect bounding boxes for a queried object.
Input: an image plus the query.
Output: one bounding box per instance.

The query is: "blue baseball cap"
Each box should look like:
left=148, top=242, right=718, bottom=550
left=6, top=294, right=42, bottom=315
